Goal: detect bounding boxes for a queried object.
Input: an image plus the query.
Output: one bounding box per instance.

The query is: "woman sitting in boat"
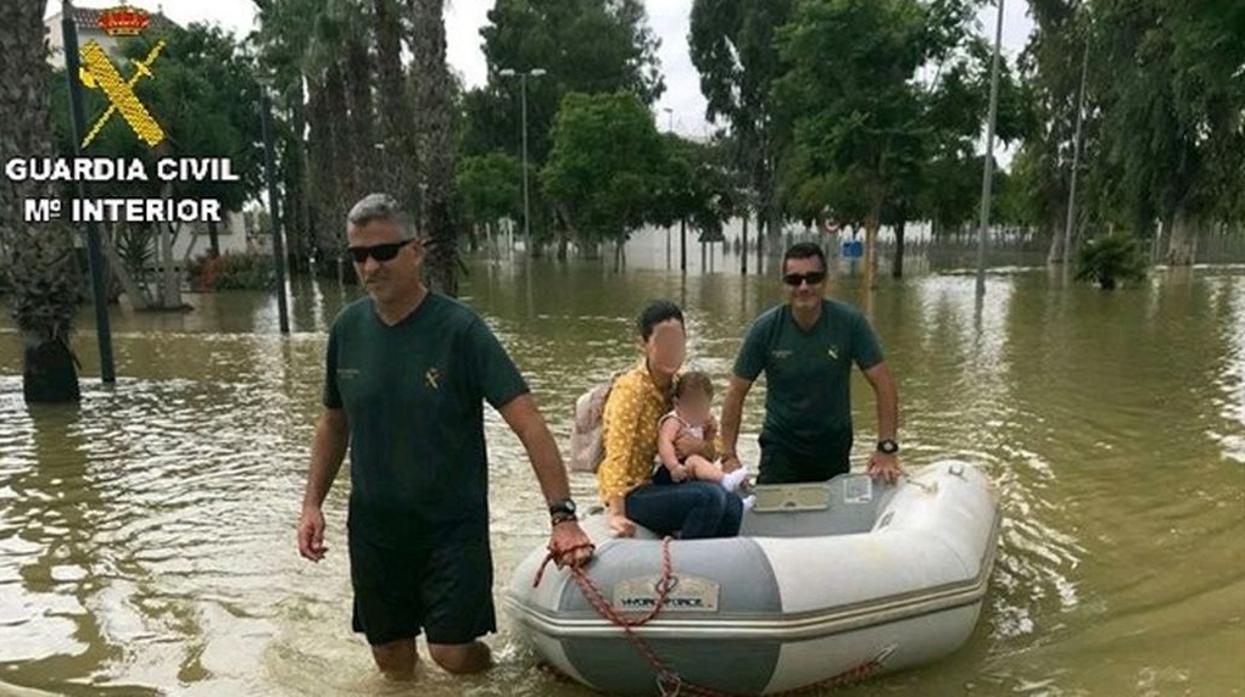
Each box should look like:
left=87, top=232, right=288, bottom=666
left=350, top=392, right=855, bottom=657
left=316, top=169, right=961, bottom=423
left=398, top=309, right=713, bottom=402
left=596, top=300, right=744, bottom=539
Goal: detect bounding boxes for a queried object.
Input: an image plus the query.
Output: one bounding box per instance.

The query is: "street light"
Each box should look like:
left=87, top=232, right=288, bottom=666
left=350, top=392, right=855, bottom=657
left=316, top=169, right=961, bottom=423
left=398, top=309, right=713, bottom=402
left=498, top=67, right=546, bottom=252
left=256, top=74, right=290, bottom=334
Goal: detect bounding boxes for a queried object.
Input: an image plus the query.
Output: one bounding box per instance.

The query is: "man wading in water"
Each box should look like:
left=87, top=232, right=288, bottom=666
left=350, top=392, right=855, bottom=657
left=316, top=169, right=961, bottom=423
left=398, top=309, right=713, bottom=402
left=296, top=193, right=592, bottom=680
left=719, top=242, right=903, bottom=485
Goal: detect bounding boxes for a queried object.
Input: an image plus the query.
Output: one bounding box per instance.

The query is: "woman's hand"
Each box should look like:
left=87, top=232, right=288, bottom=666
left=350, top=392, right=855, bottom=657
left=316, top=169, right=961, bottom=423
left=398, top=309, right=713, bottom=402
left=609, top=513, right=637, bottom=538
left=671, top=464, right=690, bottom=482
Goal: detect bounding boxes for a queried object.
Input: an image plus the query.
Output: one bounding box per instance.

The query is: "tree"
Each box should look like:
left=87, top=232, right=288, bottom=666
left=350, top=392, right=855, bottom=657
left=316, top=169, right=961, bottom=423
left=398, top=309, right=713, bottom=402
left=1092, top=0, right=1245, bottom=265
left=409, top=0, right=458, bottom=295
left=457, top=152, right=522, bottom=247
left=690, top=0, right=796, bottom=256
left=774, top=0, right=977, bottom=287
left=372, top=0, right=418, bottom=206
left=465, top=0, right=664, bottom=163
left=461, top=0, right=663, bottom=255
left=0, top=3, right=83, bottom=402
left=541, top=92, right=667, bottom=268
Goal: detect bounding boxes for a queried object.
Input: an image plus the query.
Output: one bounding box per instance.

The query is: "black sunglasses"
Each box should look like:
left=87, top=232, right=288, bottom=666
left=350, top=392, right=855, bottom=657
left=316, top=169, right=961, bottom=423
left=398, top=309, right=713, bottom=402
left=348, top=239, right=414, bottom=264
left=783, top=271, right=826, bottom=287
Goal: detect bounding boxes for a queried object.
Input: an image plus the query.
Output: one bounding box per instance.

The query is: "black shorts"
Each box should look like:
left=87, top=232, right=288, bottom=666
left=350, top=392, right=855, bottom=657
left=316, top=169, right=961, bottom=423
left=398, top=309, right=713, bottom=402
left=757, top=435, right=852, bottom=484
left=347, top=516, right=496, bottom=646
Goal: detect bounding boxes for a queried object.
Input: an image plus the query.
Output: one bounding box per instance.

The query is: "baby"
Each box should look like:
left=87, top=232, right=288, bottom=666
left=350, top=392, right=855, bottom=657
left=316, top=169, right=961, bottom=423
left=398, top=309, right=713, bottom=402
left=655, top=371, right=750, bottom=493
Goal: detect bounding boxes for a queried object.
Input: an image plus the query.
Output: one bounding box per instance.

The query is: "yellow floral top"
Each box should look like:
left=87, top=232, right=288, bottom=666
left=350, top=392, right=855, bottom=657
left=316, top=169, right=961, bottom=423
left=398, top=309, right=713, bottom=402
left=597, top=362, right=672, bottom=503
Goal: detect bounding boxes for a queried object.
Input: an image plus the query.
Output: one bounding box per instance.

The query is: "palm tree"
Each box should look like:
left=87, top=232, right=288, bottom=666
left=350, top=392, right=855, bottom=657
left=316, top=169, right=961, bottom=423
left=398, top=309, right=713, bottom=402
left=373, top=0, right=417, bottom=206
left=0, top=3, right=83, bottom=402
left=408, top=0, right=457, bottom=296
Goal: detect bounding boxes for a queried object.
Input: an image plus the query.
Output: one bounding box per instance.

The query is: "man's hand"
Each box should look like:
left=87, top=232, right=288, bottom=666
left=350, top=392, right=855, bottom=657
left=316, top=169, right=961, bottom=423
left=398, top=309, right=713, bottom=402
left=609, top=513, right=637, bottom=538
left=867, top=452, right=902, bottom=486
left=297, top=505, right=328, bottom=562
left=720, top=453, right=742, bottom=473
left=674, top=433, right=708, bottom=460
left=550, top=520, right=594, bottom=567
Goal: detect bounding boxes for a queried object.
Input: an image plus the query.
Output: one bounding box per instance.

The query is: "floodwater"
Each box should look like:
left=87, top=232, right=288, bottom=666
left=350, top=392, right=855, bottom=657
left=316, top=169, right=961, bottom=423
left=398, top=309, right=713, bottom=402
left=0, top=245, right=1242, bottom=696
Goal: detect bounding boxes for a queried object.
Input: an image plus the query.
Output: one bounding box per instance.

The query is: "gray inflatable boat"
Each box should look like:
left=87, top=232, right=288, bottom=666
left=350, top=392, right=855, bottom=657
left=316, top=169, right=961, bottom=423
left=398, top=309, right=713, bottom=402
left=505, top=461, right=999, bottom=695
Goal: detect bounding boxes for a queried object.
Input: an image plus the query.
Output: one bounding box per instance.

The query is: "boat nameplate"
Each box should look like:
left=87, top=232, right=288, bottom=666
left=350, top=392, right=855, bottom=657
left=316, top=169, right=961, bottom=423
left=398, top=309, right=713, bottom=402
left=614, top=574, right=721, bottom=613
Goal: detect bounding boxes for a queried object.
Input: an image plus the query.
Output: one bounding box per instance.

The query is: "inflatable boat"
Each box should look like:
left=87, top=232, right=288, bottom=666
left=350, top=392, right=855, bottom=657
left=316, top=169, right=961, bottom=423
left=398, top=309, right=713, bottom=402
left=505, top=461, right=999, bottom=696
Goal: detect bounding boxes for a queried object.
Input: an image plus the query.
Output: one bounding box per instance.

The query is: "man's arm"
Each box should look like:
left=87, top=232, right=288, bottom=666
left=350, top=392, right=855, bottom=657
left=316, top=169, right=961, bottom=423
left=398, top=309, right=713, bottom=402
left=862, top=362, right=898, bottom=441
left=498, top=394, right=593, bottom=566
left=298, top=409, right=349, bottom=562
left=718, top=376, right=753, bottom=472
left=861, top=361, right=901, bottom=484
left=498, top=393, right=571, bottom=503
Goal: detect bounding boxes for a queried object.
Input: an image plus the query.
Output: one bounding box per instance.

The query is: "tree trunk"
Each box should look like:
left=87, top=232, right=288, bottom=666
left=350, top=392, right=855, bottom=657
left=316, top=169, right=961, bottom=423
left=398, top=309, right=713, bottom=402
left=100, top=233, right=150, bottom=310
left=0, top=3, right=83, bottom=401
left=281, top=84, right=311, bottom=274
left=1165, top=204, right=1196, bottom=266
left=374, top=0, right=417, bottom=206
left=410, top=0, right=458, bottom=296
left=741, top=213, right=749, bottom=275
left=680, top=218, right=687, bottom=273
left=557, top=232, right=568, bottom=261
left=325, top=64, right=356, bottom=280
left=159, top=221, right=181, bottom=308
left=755, top=211, right=765, bottom=273
left=892, top=218, right=906, bottom=279
left=863, top=199, right=881, bottom=290
left=207, top=220, right=220, bottom=258
left=344, top=30, right=377, bottom=197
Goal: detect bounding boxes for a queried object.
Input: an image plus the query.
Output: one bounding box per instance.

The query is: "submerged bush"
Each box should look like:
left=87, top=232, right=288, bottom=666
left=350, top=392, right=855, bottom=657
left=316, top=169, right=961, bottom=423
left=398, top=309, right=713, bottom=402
left=188, top=252, right=275, bottom=291
left=1075, top=234, right=1148, bottom=290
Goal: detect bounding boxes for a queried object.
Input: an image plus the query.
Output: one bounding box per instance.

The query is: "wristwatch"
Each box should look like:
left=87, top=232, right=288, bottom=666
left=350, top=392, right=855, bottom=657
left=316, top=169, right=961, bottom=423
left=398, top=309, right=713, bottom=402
left=549, top=498, right=577, bottom=525
left=877, top=439, right=900, bottom=455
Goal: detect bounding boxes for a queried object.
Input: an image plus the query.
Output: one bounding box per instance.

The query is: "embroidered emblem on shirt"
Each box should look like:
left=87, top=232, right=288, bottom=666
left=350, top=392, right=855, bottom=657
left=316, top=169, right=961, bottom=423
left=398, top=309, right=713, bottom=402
left=827, top=346, right=840, bottom=360
left=771, top=350, right=793, bottom=359
left=425, top=367, right=440, bottom=390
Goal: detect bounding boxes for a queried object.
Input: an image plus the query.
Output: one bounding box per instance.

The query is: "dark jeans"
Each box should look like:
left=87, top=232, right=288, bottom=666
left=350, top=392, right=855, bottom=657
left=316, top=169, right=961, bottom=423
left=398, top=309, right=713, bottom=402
left=625, top=481, right=743, bottom=539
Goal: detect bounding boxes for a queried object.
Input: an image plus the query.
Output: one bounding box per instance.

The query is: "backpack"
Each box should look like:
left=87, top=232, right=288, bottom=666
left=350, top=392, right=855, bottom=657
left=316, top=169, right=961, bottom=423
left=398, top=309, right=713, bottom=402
left=567, top=374, right=622, bottom=473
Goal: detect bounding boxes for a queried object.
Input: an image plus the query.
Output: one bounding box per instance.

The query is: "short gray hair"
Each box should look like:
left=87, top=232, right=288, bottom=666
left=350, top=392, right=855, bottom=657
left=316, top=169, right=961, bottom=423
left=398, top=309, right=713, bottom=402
left=347, top=193, right=416, bottom=240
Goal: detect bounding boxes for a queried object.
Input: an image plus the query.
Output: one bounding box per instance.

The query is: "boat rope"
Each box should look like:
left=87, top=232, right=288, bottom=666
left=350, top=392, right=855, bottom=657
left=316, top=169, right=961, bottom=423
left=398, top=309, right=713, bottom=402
left=534, top=537, right=892, bottom=696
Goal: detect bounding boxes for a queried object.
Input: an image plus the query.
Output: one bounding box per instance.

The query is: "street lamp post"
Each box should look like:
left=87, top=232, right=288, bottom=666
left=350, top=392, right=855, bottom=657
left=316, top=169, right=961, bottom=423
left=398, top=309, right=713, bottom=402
left=499, top=68, right=546, bottom=252
left=257, top=79, right=290, bottom=334
left=60, top=0, right=116, bottom=384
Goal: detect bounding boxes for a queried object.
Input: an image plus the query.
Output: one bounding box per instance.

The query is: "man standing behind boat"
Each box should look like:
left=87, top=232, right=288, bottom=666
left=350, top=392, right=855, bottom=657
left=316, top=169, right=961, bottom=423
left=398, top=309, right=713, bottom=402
left=719, top=242, right=903, bottom=485
left=296, top=194, right=592, bottom=681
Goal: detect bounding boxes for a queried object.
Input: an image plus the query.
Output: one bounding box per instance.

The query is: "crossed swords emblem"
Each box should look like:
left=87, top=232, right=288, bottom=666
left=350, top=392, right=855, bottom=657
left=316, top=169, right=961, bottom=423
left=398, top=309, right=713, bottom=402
left=77, top=39, right=167, bottom=148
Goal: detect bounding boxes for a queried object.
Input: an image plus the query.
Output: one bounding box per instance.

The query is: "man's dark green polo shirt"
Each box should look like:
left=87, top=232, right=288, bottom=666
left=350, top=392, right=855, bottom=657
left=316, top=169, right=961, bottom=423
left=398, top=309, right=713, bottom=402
left=733, top=299, right=883, bottom=474
left=323, top=293, right=528, bottom=531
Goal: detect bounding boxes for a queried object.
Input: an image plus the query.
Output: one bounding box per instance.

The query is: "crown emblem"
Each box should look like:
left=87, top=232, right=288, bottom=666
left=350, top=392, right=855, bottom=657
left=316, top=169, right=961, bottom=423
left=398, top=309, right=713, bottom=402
left=97, top=5, right=150, bottom=37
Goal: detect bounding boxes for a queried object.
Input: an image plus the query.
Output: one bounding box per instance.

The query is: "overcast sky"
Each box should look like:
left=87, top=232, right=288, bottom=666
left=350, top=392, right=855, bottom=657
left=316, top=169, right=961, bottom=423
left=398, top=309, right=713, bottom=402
left=46, top=0, right=1036, bottom=138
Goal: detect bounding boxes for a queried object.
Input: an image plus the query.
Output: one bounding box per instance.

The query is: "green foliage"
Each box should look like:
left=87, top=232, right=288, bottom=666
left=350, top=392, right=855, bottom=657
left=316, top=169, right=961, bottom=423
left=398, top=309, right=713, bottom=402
left=461, top=0, right=664, bottom=164
left=1074, top=234, right=1148, bottom=289
left=114, top=225, right=156, bottom=286
left=541, top=92, right=667, bottom=244
left=187, top=252, right=275, bottom=292
left=773, top=0, right=985, bottom=226
left=690, top=0, right=796, bottom=231
left=457, top=152, right=522, bottom=226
